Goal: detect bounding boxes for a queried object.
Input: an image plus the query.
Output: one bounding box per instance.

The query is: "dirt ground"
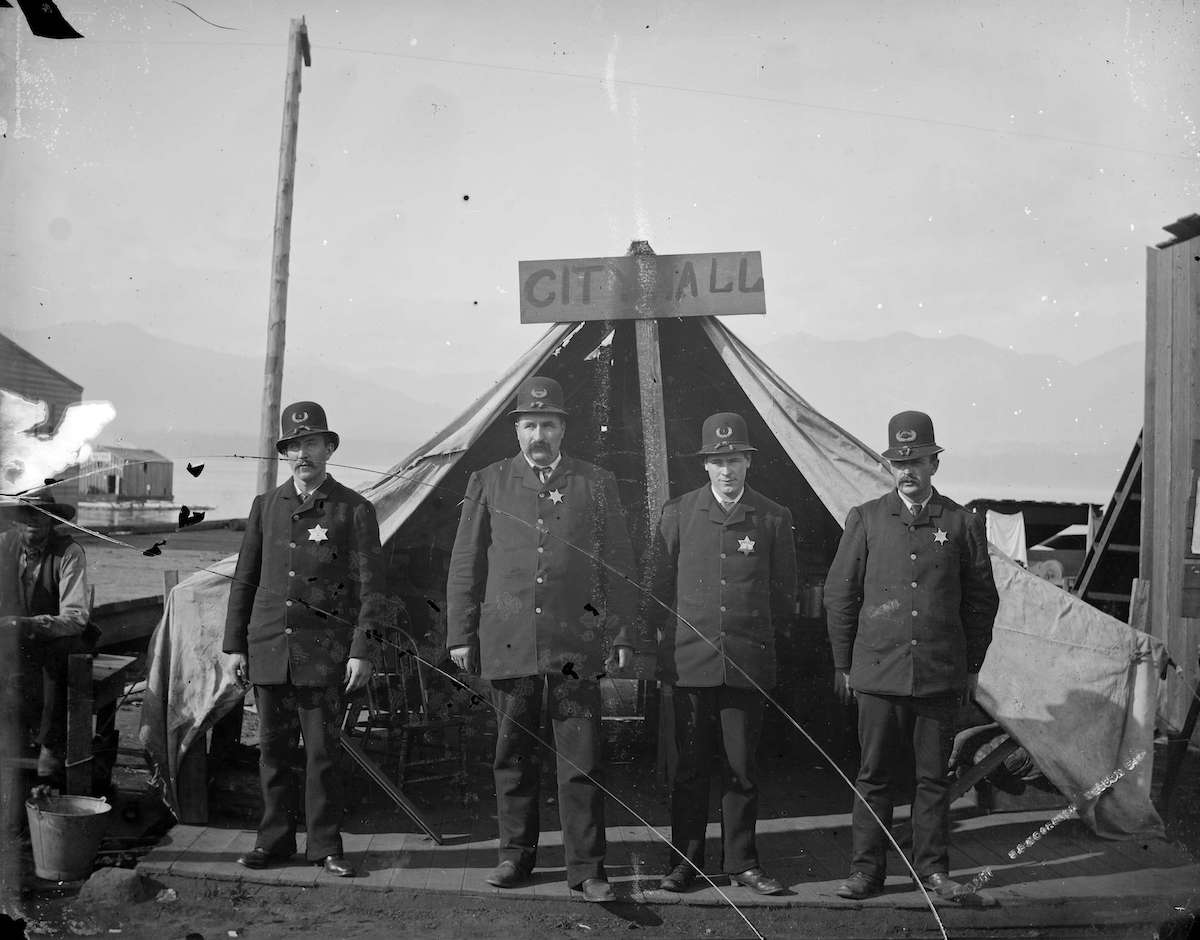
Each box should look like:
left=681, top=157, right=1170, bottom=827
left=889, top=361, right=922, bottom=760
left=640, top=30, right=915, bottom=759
left=4, top=695, right=1198, bottom=940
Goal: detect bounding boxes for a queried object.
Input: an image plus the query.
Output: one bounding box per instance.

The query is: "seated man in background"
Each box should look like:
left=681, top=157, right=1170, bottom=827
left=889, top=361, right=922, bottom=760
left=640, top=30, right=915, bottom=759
left=0, top=495, right=92, bottom=781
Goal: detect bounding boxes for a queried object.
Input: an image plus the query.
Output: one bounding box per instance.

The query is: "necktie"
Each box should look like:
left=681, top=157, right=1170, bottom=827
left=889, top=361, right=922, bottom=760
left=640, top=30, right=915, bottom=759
left=721, top=499, right=735, bottom=514
left=537, top=466, right=551, bottom=485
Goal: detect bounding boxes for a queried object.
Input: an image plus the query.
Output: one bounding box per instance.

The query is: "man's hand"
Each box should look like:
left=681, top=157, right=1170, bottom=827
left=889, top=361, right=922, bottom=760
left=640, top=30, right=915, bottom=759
left=344, top=657, right=373, bottom=694
left=449, top=644, right=478, bottom=675
left=833, top=670, right=855, bottom=706
left=223, top=652, right=249, bottom=686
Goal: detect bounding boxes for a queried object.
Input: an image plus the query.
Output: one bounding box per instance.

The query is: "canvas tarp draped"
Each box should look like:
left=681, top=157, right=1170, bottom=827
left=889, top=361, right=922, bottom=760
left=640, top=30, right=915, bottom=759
left=139, top=319, right=1167, bottom=837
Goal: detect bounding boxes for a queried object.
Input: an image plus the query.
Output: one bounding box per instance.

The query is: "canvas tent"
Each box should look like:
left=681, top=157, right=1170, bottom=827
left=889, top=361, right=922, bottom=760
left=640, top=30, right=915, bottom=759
left=141, top=317, right=1166, bottom=839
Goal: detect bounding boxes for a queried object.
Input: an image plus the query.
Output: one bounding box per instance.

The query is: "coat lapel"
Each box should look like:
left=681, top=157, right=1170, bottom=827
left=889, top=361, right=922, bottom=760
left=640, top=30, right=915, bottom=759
left=509, top=454, right=542, bottom=491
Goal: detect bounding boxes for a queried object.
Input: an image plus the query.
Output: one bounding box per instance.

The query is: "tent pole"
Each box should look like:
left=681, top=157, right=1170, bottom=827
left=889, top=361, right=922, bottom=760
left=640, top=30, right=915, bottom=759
left=628, top=241, right=675, bottom=781
left=257, top=18, right=311, bottom=496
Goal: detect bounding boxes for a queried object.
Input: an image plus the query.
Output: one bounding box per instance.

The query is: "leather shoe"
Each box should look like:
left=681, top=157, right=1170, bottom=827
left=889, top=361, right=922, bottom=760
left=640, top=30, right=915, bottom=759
left=238, top=847, right=291, bottom=870
left=836, top=871, right=884, bottom=900
left=318, top=854, right=356, bottom=877
left=658, top=863, right=697, bottom=893
left=578, top=877, right=615, bottom=902
left=922, top=872, right=991, bottom=907
left=486, top=860, right=531, bottom=888
left=730, top=867, right=785, bottom=895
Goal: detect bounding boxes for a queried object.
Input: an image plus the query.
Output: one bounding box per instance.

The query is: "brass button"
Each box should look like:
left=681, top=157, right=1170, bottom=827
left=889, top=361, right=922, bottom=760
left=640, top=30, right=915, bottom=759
left=911, top=610, right=919, bottom=617
left=288, top=571, right=295, bottom=577
left=537, top=518, right=544, bottom=525
left=911, top=638, right=918, bottom=645
left=285, top=627, right=293, bottom=635
left=535, top=607, right=542, bottom=614
left=536, top=576, right=544, bottom=584
left=292, top=514, right=300, bottom=521
left=289, top=541, right=297, bottom=549
left=720, top=605, right=727, bottom=612
left=721, top=578, right=727, bottom=586
left=286, top=600, right=294, bottom=608
left=910, top=553, right=917, bottom=560
left=537, top=547, right=545, bottom=554
left=911, top=581, right=917, bottom=588
left=720, top=552, right=727, bottom=559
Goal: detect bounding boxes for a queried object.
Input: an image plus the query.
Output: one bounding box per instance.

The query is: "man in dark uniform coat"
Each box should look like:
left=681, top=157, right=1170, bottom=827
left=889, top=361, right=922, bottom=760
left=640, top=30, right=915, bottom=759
left=824, top=411, right=998, bottom=903
left=223, top=402, right=386, bottom=877
left=0, top=495, right=91, bottom=781
left=649, top=413, right=797, bottom=896
left=446, top=376, right=643, bottom=902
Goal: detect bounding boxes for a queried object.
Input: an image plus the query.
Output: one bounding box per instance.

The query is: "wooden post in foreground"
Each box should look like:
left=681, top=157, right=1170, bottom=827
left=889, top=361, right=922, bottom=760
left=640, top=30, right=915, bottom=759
left=257, top=17, right=312, bottom=495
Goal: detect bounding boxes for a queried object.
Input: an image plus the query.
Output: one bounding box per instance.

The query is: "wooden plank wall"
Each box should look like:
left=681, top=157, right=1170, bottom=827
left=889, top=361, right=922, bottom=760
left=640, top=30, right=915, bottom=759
left=1143, top=229, right=1200, bottom=736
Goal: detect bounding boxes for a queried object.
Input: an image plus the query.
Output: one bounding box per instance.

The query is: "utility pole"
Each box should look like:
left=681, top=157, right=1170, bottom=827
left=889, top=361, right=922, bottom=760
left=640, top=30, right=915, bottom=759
left=257, top=17, right=311, bottom=494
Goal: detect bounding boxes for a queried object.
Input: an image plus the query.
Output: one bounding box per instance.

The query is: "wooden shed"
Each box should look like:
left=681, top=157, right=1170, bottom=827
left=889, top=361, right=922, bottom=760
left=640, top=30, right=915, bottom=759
left=80, top=446, right=174, bottom=501
left=0, top=332, right=84, bottom=436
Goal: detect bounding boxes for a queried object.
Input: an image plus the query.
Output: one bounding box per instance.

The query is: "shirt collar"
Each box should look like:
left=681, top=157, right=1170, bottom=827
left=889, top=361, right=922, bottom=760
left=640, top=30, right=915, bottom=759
left=897, top=489, right=932, bottom=514
left=524, top=454, right=563, bottom=473
left=711, top=485, right=745, bottom=506
left=293, top=474, right=329, bottom=499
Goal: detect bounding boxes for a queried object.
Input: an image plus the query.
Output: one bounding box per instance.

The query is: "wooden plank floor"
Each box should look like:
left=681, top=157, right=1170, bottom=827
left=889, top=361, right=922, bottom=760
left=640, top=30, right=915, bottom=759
left=138, top=799, right=1199, bottom=912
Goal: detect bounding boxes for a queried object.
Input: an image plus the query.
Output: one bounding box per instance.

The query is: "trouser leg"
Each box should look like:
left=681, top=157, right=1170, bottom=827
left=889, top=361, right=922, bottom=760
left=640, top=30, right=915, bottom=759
left=491, top=676, right=543, bottom=870
left=851, top=691, right=903, bottom=881
left=254, top=683, right=301, bottom=856
left=547, top=674, right=605, bottom=887
left=297, top=684, right=346, bottom=861
left=717, top=686, right=764, bottom=874
left=670, top=686, right=716, bottom=870
left=910, top=695, right=956, bottom=879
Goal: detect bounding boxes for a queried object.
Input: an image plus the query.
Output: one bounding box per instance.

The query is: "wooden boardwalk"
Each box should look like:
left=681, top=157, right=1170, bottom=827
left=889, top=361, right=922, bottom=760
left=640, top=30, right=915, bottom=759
left=138, top=797, right=1199, bottom=917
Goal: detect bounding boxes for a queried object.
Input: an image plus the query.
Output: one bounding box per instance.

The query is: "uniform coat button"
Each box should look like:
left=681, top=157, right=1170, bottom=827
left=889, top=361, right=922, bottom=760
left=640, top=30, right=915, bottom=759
left=289, top=541, right=297, bottom=549
left=720, top=553, right=727, bottom=559
left=910, top=553, right=917, bottom=560
left=536, top=576, right=544, bottom=584
left=288, top=571, right=295, bottom=577
left=912, top=610, right=919, bottom=617
left=285, top=627, right=294, bottom=635
left=911, top=638, right=918, bottom=645
left=911, top=581, right=918, bottom=588
left=286, top=600, right=294, bottom=607
left=537, top=547, right=545, bottom=553
left=720, top=605, right=727, bottom=612
left=535, top=607, right=542, bottom=614
left=292, top=514, right=300, bottom=521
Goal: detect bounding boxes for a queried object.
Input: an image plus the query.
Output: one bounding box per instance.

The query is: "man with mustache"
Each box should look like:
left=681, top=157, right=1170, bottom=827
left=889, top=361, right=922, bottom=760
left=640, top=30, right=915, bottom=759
left=223, top=402, right=387, bottom=877
left=647, top=413, right=796, bottom=896
left=447, top=376, right=643, bottom=902
left=825, top=411, right=998, bottom=904
left=0, top=495, right=91, bottom=783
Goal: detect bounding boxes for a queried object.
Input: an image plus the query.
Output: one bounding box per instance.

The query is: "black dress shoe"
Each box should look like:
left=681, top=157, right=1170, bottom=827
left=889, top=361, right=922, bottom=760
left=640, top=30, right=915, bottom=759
left=658, top=864, right=697, bottom=893
left=836, top=871, right=884, bottom=900
left=730, top=867, right=785, bottom=895
left=238, top=847, right=290, bottom=870
left=922, top=872, right=992, bottom=907
left=578, top=877, right=615, bottom=902
left=317, top=854, right=356, bottom=877
left=486, top=860, right=531, bottom=888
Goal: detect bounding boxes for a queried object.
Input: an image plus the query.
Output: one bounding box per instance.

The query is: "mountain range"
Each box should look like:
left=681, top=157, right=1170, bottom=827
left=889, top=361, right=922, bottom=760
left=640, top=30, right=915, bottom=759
left=8, top=321, right=1140, bottom=503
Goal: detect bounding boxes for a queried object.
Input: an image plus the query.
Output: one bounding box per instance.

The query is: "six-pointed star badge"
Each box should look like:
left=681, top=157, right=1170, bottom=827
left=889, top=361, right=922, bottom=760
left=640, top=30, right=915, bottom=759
left=933, top=528, right=949, bottom=545
left=547, top=489, right=565, bottom=505
left=308, top=524, right=329, bottom=543
left=737, top=535, right=756, bottom=555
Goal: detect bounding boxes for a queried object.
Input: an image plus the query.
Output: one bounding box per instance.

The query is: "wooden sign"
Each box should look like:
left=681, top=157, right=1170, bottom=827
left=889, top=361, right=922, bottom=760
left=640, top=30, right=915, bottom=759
left=518, top=251, right=765, bottom=323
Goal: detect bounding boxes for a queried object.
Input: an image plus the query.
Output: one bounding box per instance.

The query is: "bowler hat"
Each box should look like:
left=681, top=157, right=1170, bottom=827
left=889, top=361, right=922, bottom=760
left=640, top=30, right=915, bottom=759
left=509, top=376, right=568, bottom=417
left=695, top=412, right=757, bottom=456
left=276, top=401, right=340, bottom=454
left=0, top=494, right=77, bottom=522
left=881, top=410, right=943, bottom=460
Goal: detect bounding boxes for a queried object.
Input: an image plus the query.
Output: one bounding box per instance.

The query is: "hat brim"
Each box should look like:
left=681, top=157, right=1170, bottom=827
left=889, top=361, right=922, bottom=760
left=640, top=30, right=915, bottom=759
left=509, top=407, right=569, bottom=417
left=0, top=501, right=76, bottom=522
left=276, top=430, right=340, bottom=454
left=881, top=443, right=944, bottom=461
left=696, top=443, right=758, bottom=457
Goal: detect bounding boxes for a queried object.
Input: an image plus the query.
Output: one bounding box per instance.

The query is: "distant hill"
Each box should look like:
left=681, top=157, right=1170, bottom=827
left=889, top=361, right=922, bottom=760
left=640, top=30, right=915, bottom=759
left=8, top=321, right=1141, bottom=504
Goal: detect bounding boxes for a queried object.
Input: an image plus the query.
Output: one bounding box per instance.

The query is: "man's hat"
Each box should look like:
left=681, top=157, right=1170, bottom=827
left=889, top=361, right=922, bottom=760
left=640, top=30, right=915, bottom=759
left=881, top=410, right=944, bottom=460
left=509, top=376, right=568, bottom=417
left=0, top=494, right=77, bottom=522
left=276, top=401, right=340, bottom=454
left=695, top=412, right=757, bottom=456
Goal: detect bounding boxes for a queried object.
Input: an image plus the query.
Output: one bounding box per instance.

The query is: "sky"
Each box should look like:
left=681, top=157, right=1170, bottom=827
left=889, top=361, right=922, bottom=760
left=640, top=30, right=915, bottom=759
left=1, top=0, right=1198, bottom=401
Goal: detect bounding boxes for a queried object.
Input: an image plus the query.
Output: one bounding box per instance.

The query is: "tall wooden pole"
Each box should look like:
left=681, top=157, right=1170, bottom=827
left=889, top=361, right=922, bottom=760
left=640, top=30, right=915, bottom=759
left=257, top=17, right=311, bottom=495
left=627, top=240, right=676, bottom=781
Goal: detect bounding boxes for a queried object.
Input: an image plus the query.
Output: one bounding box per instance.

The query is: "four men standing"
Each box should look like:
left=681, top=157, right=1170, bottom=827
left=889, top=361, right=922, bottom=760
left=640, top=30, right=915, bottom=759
left=203, top=391, right=997, bottom=901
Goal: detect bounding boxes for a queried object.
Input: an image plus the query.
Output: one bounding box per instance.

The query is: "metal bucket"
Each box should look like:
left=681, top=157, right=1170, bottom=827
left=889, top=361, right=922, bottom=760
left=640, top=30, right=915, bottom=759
left=25, top=795, right=112, bottom=881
